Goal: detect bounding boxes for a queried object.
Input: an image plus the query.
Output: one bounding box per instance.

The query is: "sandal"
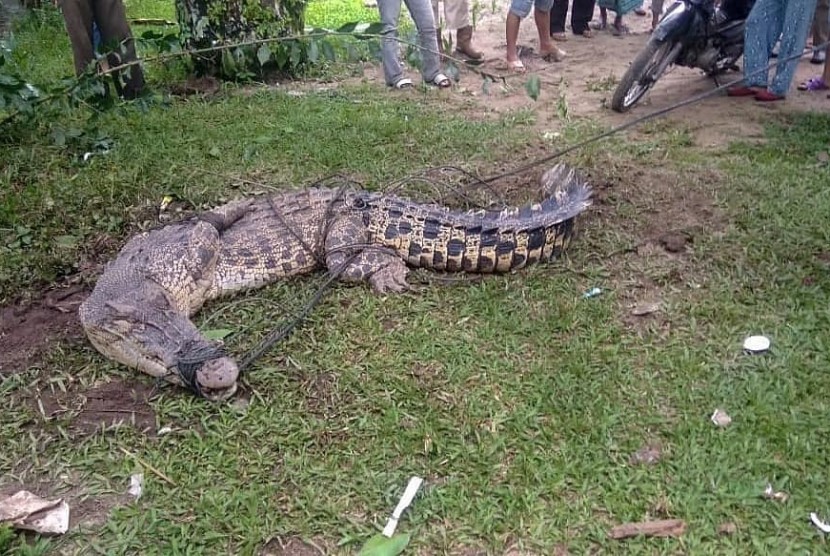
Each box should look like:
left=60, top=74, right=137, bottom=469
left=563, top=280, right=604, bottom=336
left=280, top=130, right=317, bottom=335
left=541, top=47, right=566, bottom=62
left=428, top=73, right=451, bottom=88
left=577, top=28, right=596, bottom=38
left=551, top=32, right=568, bottom=41
left=392, top=77, right=413, bottom=89
left=797, top=76, right=829, bottom=91
left=610, top=23, right=631, bottom=36
left=506, top=59, right=526, bottom=73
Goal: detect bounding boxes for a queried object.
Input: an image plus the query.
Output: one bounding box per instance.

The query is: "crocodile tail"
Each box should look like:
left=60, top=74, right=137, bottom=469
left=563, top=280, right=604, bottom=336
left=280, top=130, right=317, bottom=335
left=537, top=162, right=593, bottom=223
left=369, top=163, right=592, bottom=273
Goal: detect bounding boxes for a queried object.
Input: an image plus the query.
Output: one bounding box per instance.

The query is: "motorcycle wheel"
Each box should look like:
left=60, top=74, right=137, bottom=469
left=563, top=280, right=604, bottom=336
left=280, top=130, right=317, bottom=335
left=611, top=38, right=680, bottom=113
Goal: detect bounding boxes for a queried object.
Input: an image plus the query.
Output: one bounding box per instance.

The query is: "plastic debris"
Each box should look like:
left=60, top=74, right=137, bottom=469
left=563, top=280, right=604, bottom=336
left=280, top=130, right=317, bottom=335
left=159, top=195, right=174, bottom=212
left=157, top=426, right=174, bottom=436
left=810, top=512, right=830, bottom=533
left=382, top=476, right=423, bottom=538
left=0, top=491, right=70, bottom=535
left=128, top=473, right=144, bottom=500
left=608, top=519, right=686, bottom=539
left=743, top=335, right=770, bottom=353
left=762, top=483, right=788, bottom=502
left=710, top=409, right=732, bottom=427
left=583, top=287, right=603, bottom=299
left=631, top=301, right=660, bottom=316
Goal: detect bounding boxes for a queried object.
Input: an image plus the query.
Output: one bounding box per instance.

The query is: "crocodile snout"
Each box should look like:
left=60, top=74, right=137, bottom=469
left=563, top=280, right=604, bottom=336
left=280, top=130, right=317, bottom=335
left=196, top=357, right=240, bottom=400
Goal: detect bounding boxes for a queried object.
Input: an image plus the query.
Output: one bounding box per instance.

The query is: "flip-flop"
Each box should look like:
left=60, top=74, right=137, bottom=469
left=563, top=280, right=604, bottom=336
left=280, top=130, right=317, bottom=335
left=428, top=73, right=452, bottom=88
left=506, top=59, right=526, bottom=73
left=797, top=76, right=829, bottom=91
left=391, top=77, right=413, bottom=89
left=551, top=32, right=568, bottom=41
left=541, top=47, right=566, bottom=62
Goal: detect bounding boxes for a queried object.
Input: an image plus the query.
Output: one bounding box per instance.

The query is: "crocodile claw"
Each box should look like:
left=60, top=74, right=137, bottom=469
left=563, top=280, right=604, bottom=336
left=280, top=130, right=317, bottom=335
left=369, top=264, right=410, bottom=294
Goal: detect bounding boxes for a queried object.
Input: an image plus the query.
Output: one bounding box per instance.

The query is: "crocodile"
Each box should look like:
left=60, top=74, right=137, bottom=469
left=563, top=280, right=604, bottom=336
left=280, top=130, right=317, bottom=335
left=79, top=163, right=592, bottom=401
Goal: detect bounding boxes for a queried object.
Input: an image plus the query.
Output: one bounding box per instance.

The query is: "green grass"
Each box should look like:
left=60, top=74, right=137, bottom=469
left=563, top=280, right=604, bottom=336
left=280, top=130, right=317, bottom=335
left=4, top=2, right=830, bottom=554
left=306, top=0, right=381, bottom=29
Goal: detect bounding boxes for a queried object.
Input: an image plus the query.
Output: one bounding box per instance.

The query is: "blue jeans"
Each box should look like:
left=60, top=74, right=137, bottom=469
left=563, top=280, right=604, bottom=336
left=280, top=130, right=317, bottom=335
left=378, top=0, right=443, bottom=85
left=510, top=0, right=555, bottom=18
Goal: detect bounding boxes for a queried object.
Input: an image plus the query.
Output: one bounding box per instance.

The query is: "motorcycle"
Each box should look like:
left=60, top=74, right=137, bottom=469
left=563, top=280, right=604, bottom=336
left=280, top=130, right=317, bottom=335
left=610, top=0, right=755, bottom=113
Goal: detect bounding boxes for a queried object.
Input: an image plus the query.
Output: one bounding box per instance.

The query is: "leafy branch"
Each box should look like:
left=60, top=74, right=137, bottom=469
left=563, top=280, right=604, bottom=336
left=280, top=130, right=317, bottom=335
left=0, top=21, right=542, bottom=133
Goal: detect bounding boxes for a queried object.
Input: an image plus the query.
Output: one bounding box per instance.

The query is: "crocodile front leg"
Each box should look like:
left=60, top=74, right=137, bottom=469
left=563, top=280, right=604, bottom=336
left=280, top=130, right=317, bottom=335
left=325, top=214, right=410, bottom=294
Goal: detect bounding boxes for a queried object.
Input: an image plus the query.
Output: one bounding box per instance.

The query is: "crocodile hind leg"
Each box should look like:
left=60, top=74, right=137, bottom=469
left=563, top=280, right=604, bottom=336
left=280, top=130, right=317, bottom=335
left=325, top=215, right=410, bottom=294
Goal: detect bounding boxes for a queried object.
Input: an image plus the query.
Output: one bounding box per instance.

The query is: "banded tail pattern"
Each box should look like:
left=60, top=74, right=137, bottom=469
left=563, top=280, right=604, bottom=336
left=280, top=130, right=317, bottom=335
left=363, top=163, right=592, bottom=273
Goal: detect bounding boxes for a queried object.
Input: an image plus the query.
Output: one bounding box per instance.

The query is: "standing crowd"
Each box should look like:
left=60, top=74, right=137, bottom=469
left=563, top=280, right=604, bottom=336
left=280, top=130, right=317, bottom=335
left=53, top=0, right=830, bottom=100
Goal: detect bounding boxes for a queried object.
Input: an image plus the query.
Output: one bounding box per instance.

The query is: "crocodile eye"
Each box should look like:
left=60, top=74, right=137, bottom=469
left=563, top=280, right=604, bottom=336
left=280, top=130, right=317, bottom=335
left=352, top=198, right=368, bottom=210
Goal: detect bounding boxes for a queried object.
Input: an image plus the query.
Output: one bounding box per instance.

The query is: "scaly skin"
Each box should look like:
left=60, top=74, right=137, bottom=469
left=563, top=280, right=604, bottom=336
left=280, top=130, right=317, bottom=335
left=79, top=164, right=592, bottom=400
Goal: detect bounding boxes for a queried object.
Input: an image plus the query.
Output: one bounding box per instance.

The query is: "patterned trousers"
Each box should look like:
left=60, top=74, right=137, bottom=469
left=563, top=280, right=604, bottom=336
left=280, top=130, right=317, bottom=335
left=743, top=0, right=818, bottom=95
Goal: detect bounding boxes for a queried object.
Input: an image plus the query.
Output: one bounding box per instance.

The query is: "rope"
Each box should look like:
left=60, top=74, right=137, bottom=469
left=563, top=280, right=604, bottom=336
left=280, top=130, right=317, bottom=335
left=210, top=39, right=830, bottom=378
left=480, top=39, right=830, bottom=185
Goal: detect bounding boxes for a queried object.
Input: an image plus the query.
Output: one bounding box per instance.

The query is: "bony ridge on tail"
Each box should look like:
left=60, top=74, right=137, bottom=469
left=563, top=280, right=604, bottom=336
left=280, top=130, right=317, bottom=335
left=79, top=163, right=592, bottom=401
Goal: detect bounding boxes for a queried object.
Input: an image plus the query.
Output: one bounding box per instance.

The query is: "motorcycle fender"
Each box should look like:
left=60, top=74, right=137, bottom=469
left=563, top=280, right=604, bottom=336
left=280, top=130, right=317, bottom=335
left=653, top=1, right=695, bottom=41
left=717, top=19, right=746, bottom=42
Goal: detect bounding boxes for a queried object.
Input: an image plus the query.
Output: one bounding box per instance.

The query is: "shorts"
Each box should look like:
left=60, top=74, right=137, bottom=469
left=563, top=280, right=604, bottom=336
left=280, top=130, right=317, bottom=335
left=509, top=0, right=554, bottom=18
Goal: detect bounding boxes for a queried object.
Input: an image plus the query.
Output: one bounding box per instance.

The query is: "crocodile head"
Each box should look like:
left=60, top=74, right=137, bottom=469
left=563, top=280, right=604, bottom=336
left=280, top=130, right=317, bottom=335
left=80, top=290, right=240, bottom=402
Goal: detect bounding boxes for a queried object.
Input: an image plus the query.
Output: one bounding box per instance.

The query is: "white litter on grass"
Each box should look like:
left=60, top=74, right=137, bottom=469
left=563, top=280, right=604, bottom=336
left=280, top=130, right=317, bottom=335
left=583, top=287, right=602, bottom=299
left=743, top=335, right=770, bottom=353
left=0, top=491, right=70, bottom=535
left=128, top=474, right=144, bottom=500
left=811, top=512, right=830, bottom=533
left=157, top=426, right=174, bottom=436
left=763, top=484, right=788, bottom=502
left=710, top=409, right=732, bottom=427
left=382, top=476, right=424, bottom=538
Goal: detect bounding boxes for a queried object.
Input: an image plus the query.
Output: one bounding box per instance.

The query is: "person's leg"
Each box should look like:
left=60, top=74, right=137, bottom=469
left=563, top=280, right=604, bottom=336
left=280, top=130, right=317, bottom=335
left=431, top=0, right=442, bottom=52
left=58, top=0, right=95, bottom=76
left=809, top=0, right=829, bottom=62
left=767, top=0, right=819, bottom=96
left=534, top=0, right=565, bottom=58
left=92, top=0, right=144, bottom=98
left=571, top=0, right=597, bottom=34
left=740, top=0, right=785, bottom=89
left=650, top=0, right=664, bottom=29
left=610, top=12, right=628, bottom=34
left=824, top=42, right=830, bottom=92
left=378, top=0, right=406, bottom=85
left=403, top=0, right=446, bottom=83
left=506, top=0, right=532, bottom=67
left=446, top=0, right=482, bottom=58
left=549, top=0, right=569, bottom=36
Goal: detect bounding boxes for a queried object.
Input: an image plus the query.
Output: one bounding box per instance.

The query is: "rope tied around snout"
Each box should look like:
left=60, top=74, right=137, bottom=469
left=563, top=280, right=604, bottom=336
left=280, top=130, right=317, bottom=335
left=173, top=342, right=228, bottom=398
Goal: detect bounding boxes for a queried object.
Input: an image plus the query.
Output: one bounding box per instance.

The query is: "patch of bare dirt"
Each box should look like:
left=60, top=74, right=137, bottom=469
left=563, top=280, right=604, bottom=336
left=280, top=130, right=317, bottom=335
left=260, top=536, right=326, bottom=556
left=35, top=379, right=157, bottom=436
left=305, top=0, right=830, bottom=153
left=0, top=285, right=88, bottom=375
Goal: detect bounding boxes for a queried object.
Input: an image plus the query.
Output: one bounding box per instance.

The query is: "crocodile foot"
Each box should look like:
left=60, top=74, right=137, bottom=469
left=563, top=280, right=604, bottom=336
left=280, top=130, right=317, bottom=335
left=369, top=260, right=410, bottom=294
